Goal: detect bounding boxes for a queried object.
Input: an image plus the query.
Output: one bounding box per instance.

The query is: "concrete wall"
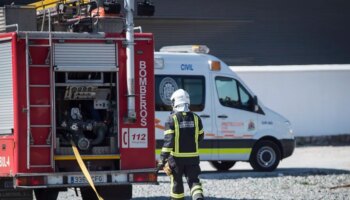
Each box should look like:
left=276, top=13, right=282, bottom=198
left=231, top=65, right=350, bottom=136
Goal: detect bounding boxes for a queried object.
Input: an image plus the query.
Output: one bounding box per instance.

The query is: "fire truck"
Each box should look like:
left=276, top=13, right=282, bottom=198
left=0, top=0, right=157, bottom=199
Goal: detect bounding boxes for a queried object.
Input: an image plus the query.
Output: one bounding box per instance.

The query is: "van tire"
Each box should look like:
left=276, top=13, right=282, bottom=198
left=209, top=161, right=236, bottom=171
left=249, top=140, right=281, bottom=172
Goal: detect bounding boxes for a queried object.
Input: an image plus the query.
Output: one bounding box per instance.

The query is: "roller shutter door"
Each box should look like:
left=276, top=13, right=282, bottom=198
left=53, top=43, right=118, bottom=72
left=0, top=40, right=14, bottom=134
left=0, top=8, right=5, bottom=32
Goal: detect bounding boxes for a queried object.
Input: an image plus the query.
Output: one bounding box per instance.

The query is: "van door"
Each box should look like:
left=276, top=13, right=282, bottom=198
left=212, top=74, right=258, bottom=161
left=198, top=75, right=217, bottom=161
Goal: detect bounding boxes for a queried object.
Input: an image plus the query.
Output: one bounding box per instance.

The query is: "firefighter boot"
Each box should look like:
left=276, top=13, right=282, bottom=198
left=191, top=183, right=204, bottom=200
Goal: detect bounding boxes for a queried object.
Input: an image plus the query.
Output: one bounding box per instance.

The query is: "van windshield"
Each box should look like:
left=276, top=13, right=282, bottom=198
left=155, top=75, right=205, bottom=111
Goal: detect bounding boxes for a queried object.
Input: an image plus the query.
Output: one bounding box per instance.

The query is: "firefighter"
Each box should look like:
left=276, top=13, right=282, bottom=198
left=158, top=89, right=205, bottom=200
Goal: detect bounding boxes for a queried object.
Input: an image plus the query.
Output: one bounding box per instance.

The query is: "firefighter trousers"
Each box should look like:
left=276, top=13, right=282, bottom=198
left=170, top=164, right=204, bottom=200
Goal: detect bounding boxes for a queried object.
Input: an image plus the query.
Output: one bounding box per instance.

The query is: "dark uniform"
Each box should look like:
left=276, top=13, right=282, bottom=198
left=160, top=111, right=204, bottom=200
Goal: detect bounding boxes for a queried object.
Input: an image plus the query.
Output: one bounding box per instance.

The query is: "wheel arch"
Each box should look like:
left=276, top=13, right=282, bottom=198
left=251, top=136, right=283, bottom=160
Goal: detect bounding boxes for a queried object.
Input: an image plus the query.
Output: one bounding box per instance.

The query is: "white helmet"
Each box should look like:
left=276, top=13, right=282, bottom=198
left=170, top=89, right=190, bottom=112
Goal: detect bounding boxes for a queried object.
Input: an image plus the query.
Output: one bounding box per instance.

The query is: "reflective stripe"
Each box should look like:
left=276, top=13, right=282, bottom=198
left=170, top=174, right=185, bottom=198
left=198, top=129, right=204, bottom=134
left=170, top=174, right=174, bottom=196
left=194, top=114, right=199, bottom=153
left=171, top=151, right=198, bottom=157
left=173, top=115, right=180, bottom=154
left=198, top=148, right=252, bottom=154
left=156, top=148, right=252, bottom=155
left=164, top=129, right=174, bottom=135
left=192, top=190, right=203, bottom=197
left=172, top=113, right=201, bottom=157
left=191, top=185, right=203, bottom=195
left=171, top=192, right=185, bottom=198
left=170, top=174, right=174, bottom=194
left=219, top=148, right=252, bottom=154
left=155, top=149, right=161, bottom=155
left=161, top=147, right=173, bottom=152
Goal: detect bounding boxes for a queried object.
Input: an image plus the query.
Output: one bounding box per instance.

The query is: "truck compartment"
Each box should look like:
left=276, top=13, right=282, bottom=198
left=54, top=71, right=119, bottom=172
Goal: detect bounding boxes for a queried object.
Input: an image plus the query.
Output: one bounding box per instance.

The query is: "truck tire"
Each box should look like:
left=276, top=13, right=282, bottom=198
left=209, top=161, right=236, bottom=171
left=0, top=189, right=33, bottom=200
left=80, top=187, right=98, bottom=200
left=34, top=189, right=59, bottom=200
left=99, top=185, right=132, bottom=200
left=81, top=185, right=132, bottom=200
left=249, top=140, right=281, bottom=171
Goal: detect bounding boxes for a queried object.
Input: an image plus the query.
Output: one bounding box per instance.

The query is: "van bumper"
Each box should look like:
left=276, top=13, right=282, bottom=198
left=281, top=139, right=295, bottom=159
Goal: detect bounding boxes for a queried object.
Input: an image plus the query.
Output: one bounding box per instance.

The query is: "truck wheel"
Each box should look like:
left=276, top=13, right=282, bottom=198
left=34, top=189, right=59, bottom=200
left=99, top=185, right=132, bottom=200
left=81, top=187, right=98, bottom=200
left=249, top=140, right=281, bottom=172
left=81, top=185, right=132, bottom=200
left=0, top=189, right=33, bottom=200
left=209, top=161, right=236, bottom=171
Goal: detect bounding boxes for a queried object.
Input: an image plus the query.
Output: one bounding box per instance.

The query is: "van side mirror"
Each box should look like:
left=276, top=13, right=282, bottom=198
left=253, top=95, right=259, bottom=112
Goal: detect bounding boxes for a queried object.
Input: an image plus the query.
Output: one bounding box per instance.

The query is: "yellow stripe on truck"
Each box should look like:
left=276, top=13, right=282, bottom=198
left=156, top=148, right=252, bottom=155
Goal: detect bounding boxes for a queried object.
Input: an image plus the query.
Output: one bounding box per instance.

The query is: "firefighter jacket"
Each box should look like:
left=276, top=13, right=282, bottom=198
left=160, top=111, right=204, bottom=165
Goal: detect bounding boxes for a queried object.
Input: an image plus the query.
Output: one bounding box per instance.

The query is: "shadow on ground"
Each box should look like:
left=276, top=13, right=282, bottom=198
left=157, top=167, right=350, bottom=181
left=200, top=168, right=350, bottom=180
left=133, top=197, right=257, bottom=200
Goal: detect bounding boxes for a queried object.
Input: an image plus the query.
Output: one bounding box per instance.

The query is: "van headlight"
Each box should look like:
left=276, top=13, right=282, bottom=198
left=285, top=120, right=293, bottom=135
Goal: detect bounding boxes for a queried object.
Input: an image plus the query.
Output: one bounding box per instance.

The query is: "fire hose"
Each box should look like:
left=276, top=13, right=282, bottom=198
left=71, top=140, right=104, bottom=200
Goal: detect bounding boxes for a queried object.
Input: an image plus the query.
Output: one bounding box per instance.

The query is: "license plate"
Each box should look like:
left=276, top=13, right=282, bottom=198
left=68, top=175, right=107, bottom=184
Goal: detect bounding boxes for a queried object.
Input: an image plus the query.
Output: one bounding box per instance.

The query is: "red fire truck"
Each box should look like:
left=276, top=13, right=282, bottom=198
left=0, top=1, right=157, bottom=199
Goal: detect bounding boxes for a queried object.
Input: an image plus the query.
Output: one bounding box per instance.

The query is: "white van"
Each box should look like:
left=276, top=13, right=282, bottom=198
left=154, top=45, right=295, bottom=171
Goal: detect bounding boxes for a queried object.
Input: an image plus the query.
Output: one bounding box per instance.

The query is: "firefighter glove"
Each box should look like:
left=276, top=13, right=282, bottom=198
left=163, top=162, right=172, bottom=176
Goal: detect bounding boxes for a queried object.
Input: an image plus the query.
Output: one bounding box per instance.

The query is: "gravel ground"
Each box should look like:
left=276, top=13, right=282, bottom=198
left=132, top=170, right=350, bottom=200
left=55, top=146, right=350, bottom=200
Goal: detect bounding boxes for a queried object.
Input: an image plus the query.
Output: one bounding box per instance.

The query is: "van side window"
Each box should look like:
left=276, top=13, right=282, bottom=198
left=155, top=75, right=205, bottom=111
left=215, top=77, right=240, bottom=107
left=215, top=76, right=254, bottom=112
left=239, top=85, right=253, bottom=110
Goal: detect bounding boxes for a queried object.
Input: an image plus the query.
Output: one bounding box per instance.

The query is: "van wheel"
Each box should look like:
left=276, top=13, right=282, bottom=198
left=249, top=140, right=281, bottom=172
left=209, top=161, right=236, bottom=171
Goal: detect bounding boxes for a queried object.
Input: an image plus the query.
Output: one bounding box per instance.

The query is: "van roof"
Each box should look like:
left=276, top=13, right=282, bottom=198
left=155, top=51, right=220, bottom=63
left=159, top=45, right=210, bottom=54
left=154, top=51, right=233, bottom=75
